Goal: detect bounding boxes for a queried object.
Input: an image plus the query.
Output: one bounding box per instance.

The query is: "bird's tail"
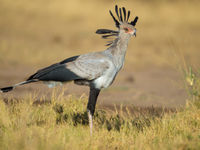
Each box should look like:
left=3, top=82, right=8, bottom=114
left=0, top=80, right=37, bottom=93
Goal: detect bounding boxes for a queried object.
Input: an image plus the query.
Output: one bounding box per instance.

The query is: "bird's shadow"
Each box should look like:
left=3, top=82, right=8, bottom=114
left=52, top=104, right=153, bottom=132
left=53, top=104, right=89, bottom=126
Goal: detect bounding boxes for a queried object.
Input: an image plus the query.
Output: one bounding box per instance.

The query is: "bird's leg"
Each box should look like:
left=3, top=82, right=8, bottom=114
left=88, top=110, right=93, bottom=135
left=87, top=87, right=100, bottom=135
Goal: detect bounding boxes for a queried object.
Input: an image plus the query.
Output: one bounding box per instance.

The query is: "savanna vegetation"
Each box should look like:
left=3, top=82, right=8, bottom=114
left=0, top=0, right=200, bottom=149
left=0, top=74, right=199, bottom=150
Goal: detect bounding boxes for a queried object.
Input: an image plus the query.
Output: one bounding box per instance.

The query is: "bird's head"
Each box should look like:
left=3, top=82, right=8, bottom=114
left=96, top=5, right=138, bottom=46
left=110, top=5, right=138, bottom=37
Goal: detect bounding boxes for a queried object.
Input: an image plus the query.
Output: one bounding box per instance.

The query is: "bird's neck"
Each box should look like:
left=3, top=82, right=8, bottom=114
left=108, top=34, right=131, bottom=70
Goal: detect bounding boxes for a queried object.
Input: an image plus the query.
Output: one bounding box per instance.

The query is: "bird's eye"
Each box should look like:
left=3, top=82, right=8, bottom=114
left=124, top=28, right=129, bottom=32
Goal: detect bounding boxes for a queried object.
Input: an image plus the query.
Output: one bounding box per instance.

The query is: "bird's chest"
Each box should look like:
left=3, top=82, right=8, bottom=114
left=93, top=67, right=118, bottom=89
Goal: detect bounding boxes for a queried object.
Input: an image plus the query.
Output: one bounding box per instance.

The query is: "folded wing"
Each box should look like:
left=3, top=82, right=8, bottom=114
left=27, top=53, right=110, bottom=82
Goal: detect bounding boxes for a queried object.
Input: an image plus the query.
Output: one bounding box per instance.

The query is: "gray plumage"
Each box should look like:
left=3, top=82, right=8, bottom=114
left=0, top=5, right=138, bottom=135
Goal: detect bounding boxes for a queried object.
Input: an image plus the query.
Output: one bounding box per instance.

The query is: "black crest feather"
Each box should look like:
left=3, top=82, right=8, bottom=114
left=119, top=8, right=123, bottom=21
left=127, top=10, right=130, bottom=21
left=96, top=6, right=139, bottom=46
left=115, top=5, right=120, bottom=20
left=96, top=29, right=118, bottom=34
left=102, top=33, right=118, bottom=39
left=109, top=5, right=138, bottom=28
left=109, top=10, right=120, bottom=28
left=122, top=7, right=126, bottom=22
left=130, top=16, right=138, bottom=26
left=96, top=29, right=118, bottom=39
left=96, top=29, right=119, bottom=46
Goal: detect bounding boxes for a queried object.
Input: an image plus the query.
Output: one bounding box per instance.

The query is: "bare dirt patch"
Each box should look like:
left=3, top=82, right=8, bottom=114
left=0, top=65, right=187, bottom=108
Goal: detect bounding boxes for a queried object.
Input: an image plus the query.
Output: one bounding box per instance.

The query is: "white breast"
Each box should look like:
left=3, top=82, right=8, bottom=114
left=93, top=63, right=117, bottom=89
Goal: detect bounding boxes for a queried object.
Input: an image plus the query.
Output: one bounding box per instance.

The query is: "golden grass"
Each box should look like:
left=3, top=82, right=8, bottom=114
left=0, top=92, right=199, bottom=150
left=0, top=1, right=200, bottom=149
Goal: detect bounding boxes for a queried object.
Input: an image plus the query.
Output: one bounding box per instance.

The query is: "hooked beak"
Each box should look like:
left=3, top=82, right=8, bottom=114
left=133, top=28, right=136, bottom=37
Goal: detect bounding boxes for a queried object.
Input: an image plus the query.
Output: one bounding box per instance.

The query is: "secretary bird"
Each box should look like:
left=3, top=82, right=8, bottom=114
left=0, top=5, right=138, bottom=134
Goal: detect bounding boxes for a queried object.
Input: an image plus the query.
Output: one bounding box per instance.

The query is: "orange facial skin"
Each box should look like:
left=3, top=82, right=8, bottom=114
left=124, top=27, right=134, bottom=34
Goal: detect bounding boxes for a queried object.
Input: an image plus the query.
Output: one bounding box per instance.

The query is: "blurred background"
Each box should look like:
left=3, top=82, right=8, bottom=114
left=0, top=0, right=200, bottom=108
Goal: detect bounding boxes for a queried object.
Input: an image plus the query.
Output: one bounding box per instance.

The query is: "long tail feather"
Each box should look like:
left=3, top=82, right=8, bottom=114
left=0, top=80, right=37, bottom=93
left=0, top=86, right=14, bottom=93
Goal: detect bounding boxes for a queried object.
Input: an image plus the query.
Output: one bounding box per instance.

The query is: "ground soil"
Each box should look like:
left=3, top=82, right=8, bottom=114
left=0, top=65, right=187, bottom=108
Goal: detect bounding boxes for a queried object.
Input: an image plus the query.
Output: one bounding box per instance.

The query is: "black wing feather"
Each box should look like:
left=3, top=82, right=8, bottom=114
left=27, top=56, right=82, bottom=82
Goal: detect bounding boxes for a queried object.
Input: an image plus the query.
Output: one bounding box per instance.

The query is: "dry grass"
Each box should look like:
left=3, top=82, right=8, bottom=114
left=0, top=1, right=200, bottom=149
left=0, top=91, right=199, bottom=150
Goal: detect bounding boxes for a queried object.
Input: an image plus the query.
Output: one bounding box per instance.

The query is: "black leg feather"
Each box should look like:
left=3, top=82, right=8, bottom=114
left=87, top=88, right=100, bottom=116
